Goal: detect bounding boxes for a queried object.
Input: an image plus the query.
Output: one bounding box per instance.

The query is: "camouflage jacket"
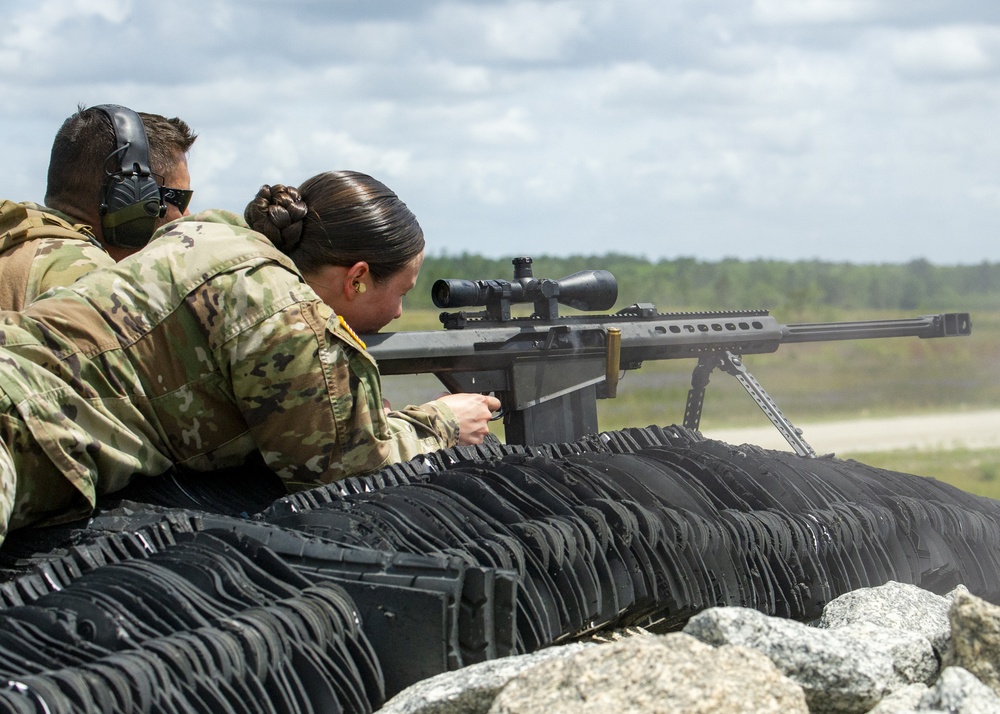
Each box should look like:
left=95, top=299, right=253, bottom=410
left=0, top=209, right=459, bottom=533
left=0, top=200, right=111, bottom=310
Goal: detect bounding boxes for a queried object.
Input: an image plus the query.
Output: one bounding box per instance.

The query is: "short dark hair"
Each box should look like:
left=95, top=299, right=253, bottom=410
left=44, top=104, right=197, bottom=210
left=244, top=170, right=425, bottom=282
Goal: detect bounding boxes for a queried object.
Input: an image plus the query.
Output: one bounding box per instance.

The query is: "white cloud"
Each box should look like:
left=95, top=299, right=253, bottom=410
left=429, top=0, right=588, bottom=61
left=2, top=0, right=1000, bottom=264
left=310, top=132, right=415, bottom=178
left=970, top=184, right=1000, bottom=205
left=886, top=25, right=1000, bottom=78
left=468, top=107, right=539, bottom=143
left=430, top=63, right=495, bottom=94
left=752, top=0, right=879, bottom=24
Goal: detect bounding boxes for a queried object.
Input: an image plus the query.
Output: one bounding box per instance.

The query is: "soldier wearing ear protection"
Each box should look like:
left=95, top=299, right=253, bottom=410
left=0, top=104, right=196, bottom=310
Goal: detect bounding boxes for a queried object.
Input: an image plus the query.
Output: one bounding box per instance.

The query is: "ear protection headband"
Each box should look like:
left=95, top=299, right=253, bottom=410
left=94, top=104, right=165, bottom=249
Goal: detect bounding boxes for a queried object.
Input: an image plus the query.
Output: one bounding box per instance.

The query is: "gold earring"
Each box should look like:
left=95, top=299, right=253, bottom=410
left=354, top=282, right=366, bottom=294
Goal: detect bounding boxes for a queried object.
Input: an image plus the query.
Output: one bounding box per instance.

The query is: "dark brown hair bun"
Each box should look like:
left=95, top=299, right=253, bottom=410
left=244, top=183, right=308, bottom=253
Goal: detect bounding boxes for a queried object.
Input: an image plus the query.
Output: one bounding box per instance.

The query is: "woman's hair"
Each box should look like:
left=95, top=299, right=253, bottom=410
left=244, top=170, right=425, bottom=282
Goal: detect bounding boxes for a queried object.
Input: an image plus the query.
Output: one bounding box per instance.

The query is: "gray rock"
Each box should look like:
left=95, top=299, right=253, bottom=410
left=916, top=666, right=1000, bottom=713
left=819, top=580, right=953, bottom=656
left=952, top=585, right=973, bottom=599
left=683, top=605, right=936, bottom=713
left=838, top=622, right=939, bottom=686
left=486, top=632, right=808, bottom=714
left=944, top=590, right=1000, bottom=697
left=867, top=683, right=930, bottom=713
left=381, top=583, right=1000, bottom=714
left=378, top=643, right=595, bottom=714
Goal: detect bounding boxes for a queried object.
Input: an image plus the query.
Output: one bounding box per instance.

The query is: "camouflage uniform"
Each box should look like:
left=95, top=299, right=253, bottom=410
left=0, top=200, right=112, bottom=310
left=0, top=209, right=459, bottom=543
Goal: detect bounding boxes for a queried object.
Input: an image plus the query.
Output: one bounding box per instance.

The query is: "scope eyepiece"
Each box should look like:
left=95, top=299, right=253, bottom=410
left=431, top=279, right=497, bottom=309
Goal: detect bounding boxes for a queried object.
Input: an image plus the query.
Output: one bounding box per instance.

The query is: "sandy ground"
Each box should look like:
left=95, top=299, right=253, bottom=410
left=703, top=409, right=1000, bottom=455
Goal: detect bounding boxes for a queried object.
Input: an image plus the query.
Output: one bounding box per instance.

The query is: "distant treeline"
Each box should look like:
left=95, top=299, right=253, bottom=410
left=410, top=254, right=1000, bottom=314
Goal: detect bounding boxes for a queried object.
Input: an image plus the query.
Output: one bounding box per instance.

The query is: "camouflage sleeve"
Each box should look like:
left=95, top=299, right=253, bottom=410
left=225, top=295, right=459, bottom=491
left=27, top=238, right=113, bottom=303
left=384, top=400, right=460, bottom=461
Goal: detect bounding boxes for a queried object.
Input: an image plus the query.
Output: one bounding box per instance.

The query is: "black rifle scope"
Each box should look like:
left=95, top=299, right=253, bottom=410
left=432, top=257, right=618, bottom=315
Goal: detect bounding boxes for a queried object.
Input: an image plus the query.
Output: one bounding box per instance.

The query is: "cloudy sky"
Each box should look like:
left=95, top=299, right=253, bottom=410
left=2, top=0, right=999, bottom=265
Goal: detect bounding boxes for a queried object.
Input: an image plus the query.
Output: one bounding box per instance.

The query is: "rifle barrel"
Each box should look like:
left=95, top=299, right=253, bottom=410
left=781, top=312, right=971, bottom=343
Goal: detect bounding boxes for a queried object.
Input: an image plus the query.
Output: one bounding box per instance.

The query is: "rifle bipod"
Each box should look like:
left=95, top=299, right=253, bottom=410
left=683, top=350, right=817, bottom=458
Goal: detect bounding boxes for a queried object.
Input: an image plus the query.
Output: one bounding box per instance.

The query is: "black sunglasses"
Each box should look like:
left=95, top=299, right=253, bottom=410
left=160, top=187, right=194, bottom=213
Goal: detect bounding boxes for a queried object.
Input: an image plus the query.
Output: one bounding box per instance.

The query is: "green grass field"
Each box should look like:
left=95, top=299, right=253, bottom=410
left=385, top=307, right=1000, bottom=498
left=836, top=448, right=1000, bottom=500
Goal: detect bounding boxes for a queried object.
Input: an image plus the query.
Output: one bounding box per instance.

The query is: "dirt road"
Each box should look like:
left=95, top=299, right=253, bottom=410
left=703, top=409, right=1000, bottom=455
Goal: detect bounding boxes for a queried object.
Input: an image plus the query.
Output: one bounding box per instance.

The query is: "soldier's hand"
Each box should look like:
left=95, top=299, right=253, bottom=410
left=436, top=393, right=502, bottom=445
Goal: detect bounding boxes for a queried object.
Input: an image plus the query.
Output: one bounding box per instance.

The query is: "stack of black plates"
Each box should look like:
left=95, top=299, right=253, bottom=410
left=265, top=425, right=1000, bottom=642
left=3, top=424, right=1000, bottom=711
left=0, top=529, right=384, bottom=712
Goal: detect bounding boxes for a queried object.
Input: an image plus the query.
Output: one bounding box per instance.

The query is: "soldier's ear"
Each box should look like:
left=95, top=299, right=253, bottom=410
left=345, top=261, right=369, bottom=280
left=345, top=262, right=370, bottom=299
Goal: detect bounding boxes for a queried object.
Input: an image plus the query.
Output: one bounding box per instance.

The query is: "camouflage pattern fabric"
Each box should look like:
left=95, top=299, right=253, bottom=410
left=0, top=200, right=111, bottom=310
left=0, top=432, right=14, bottom=541
left=0, top=209, right=459, bottom=544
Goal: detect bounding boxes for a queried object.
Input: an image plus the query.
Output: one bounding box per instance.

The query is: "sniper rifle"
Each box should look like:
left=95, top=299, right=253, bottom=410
left=364, top=257, right=972, bottom=455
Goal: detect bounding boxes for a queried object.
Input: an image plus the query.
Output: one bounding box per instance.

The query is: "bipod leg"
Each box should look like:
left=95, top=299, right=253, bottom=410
left=717, top=351, right=817, bottom=458
left=683, top=356, right=718, bottom=431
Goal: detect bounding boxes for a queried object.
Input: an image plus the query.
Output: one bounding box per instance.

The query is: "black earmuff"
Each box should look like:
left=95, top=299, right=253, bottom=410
left=94, top=104, right=165, bottom=249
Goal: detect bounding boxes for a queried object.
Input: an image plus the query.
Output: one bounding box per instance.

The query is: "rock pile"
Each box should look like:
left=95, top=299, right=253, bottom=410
left=380, top=581, right=1000, bottom=713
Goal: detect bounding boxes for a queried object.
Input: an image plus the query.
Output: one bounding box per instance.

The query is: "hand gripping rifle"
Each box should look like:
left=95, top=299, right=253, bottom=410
left=364, top=257, right=972, bottom=455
